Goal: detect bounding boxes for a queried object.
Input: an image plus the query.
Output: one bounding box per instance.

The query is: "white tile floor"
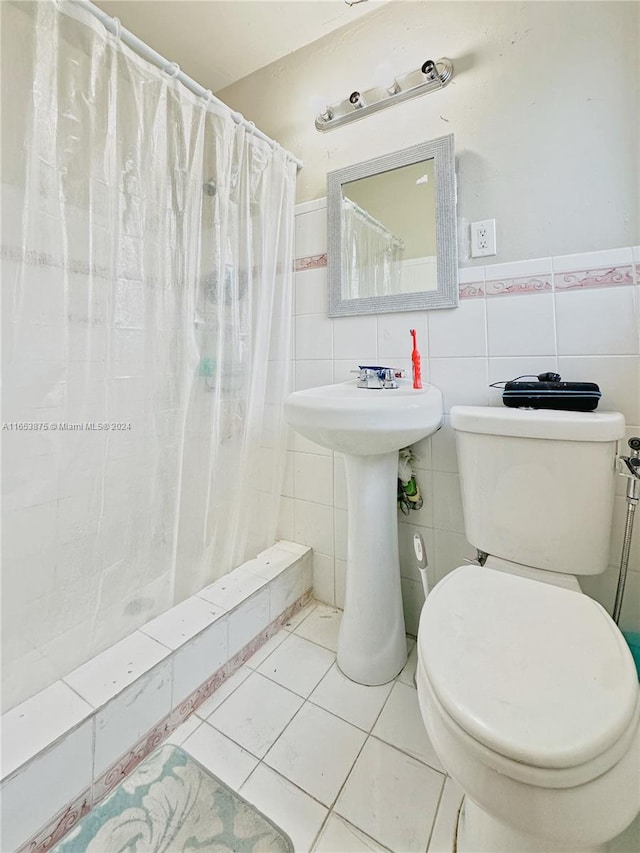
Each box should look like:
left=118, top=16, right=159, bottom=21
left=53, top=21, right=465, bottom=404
left=167, top=601, right=462, bottom=853
left=166, top=599, right=640, bottom=852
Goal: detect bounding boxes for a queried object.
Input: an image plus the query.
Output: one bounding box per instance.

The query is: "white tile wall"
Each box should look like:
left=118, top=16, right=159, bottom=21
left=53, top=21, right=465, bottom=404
left=295, top=314, right=333, bottom=361
left=171, top=615, right=229, bottom=706
left=64, top=630, right=171, bottom=708
left=486, top=292, right=556, bottom=356
left=295, top=359, right=334, bottom=391
left=140, top=597, right=226, bottom=650
left=295, top=267, right=328, bottom=316
left=0, top=681, right=92, bottom=779
left=198, top=569, right=268, bottom=611
left=286, top=200, right=640, bottom=635
left=427, top=299, right=487, bottom=358
left=552, top=247, right=634, bottom=274
left=429, top=357, right=492, bottom=411
left=333, top=315, right=378, bottom=361
left=294, top=453, right=334, bottom=506
left=270, top=563, right=306, bottom=617
left=555, top=286, right=639, bottom=356
left=1, top=719, right=93, bottom=853
left=93, top=660, right=172, bottom=776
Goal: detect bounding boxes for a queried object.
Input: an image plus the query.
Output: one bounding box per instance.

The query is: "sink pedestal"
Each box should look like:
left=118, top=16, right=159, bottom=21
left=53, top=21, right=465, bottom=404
left=284, top=378, right=443, bottom=687
left=338, top=451, right=407, bottom=685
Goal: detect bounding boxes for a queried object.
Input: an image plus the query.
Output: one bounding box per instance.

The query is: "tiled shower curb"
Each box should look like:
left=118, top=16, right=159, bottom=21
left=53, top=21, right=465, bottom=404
left=3, top=543, right=313, bottom=853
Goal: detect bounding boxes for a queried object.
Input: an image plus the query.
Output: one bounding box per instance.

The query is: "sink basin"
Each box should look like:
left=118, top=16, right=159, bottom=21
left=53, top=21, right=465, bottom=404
left=284, top=378, right=443, bottom=686
left=285, top=379, right=443, bottom=455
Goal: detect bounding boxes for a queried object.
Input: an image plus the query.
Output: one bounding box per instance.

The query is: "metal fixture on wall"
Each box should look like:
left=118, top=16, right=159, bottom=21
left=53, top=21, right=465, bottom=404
left=313, top=58, right=453, bottom=132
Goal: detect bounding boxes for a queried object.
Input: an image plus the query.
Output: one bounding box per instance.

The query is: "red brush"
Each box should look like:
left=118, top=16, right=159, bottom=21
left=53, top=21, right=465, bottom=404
left=410, top=329, right=422, bottom=389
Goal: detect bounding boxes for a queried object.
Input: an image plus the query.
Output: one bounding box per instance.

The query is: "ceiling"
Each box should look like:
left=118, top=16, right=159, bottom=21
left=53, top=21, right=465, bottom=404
left=96, top=0, right=384, bottom=92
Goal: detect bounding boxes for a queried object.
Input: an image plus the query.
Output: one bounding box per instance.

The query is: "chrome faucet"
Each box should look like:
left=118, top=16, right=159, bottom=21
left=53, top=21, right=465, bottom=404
left=353, top=366, right=405, bottom=389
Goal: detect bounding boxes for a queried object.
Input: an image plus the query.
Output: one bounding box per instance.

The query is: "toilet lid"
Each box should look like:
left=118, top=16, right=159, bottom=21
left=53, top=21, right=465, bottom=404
left=418, top=566, right=639, bottom=769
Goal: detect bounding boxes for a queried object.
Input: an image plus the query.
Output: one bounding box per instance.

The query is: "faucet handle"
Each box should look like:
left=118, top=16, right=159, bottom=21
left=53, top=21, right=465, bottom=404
left=353, top=367, right=382, bottom=388
left=381, top=367, right=401, bottom=388
left=617, top=437, right=640, bottom=502
left=618, top=437, right=640, bottom=479
left=352, top=365, right=404, bottom=389
left=618, top=455, right=640, bottom=479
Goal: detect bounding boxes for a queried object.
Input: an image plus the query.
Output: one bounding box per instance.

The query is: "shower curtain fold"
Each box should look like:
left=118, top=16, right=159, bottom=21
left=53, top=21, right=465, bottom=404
left=0, top=0, right=295, bottom=712
left=341, top=195, right=403, bottom=299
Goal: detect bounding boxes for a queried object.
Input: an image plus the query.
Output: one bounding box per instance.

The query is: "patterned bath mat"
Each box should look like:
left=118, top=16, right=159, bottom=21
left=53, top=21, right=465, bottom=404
left=53, top=744, right=294, bottom=852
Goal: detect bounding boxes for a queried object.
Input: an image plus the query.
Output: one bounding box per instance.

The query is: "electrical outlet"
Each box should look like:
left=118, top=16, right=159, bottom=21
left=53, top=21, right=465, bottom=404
left=470, top=219, right=497, bottom=258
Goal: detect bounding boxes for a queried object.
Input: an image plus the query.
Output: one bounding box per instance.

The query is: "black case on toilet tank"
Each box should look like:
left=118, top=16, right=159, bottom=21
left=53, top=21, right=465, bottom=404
left=502, top=381, right=601, bottom=412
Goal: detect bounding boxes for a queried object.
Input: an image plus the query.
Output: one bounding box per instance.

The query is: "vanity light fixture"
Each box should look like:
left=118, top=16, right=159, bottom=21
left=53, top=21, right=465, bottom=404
left=314, top=57, right=453, bottom=132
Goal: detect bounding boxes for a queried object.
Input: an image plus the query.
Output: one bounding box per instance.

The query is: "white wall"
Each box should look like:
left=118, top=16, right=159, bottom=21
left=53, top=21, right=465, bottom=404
left=280, top=199, right=640, bottom=636
left=220, top=1, right=639, bottom=264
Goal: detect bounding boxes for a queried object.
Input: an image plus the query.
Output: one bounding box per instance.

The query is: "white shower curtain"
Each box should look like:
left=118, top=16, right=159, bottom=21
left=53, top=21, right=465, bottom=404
left=1, top=0, right=295, bottom=711
left=341, top=196, right=403, bottom=299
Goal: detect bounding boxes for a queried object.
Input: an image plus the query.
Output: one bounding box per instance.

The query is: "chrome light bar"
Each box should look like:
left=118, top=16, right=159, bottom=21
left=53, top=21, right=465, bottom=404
left=314, top=58, right=453, bottom=132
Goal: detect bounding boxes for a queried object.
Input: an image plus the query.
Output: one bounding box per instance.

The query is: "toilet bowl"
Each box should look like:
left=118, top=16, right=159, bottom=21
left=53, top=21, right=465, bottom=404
left=417, top=566, right=640, bottom=852
left=415, top=406, right=640, bottom=852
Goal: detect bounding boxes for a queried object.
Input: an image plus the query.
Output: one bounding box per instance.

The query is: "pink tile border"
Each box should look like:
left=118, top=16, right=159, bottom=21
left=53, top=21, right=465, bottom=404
left=458, top=282, right=485, bottom=299
left=91, top=716, right=172, bottom=805
left=485, top=275, right=552, bottom=297
left=294, top=254, right=327, bottom=272
left=17, top=789, right=92, bottom=853
left=18, top=589, right=313, bottom=853
left=292, top=254, right=637, bottom=293
left=553, top=265, right=634, bottom=291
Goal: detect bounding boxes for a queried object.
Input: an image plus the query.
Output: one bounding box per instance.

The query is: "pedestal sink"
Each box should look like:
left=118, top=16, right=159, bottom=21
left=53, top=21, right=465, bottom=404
left=284, top=378, right=443, bottom=685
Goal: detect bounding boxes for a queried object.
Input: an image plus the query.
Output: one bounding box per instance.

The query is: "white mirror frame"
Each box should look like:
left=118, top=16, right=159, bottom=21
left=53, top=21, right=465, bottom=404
left=327, top=133, right=458, bottom=317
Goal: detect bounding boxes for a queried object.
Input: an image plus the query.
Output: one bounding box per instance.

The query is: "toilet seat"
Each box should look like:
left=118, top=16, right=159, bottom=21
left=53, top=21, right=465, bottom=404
left=418, top=656, right=640, bottom=788
left=418, top=566, right=639, bottom=774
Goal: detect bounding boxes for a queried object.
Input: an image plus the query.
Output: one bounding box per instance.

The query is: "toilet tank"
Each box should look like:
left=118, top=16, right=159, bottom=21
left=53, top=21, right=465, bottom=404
left=449, top=406, right=625, bottom=576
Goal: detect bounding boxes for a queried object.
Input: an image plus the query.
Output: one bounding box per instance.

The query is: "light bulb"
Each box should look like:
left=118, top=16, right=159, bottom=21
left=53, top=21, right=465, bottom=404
left=374, top=61, right=400, bottom=94
left=421, top=60, right=438, bottom=80
left=309, top=94, right=333, bottom=121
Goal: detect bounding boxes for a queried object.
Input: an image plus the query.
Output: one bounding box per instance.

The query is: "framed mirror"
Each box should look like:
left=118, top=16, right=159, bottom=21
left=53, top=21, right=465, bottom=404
left=327, top=134, right=458, bottom=316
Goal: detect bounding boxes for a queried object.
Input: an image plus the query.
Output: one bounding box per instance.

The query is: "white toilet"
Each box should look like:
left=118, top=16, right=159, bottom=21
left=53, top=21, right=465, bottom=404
left=416, top=406, right=640, bottom=852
